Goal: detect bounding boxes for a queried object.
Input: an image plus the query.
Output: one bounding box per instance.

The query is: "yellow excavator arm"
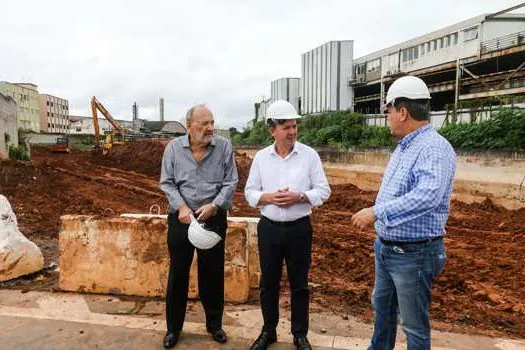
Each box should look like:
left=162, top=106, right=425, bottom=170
left=91, top=96, right=125, bottom=153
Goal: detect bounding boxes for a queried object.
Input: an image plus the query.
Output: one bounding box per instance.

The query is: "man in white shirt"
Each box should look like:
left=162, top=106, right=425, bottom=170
left=245, top=100, right=331, bottom=350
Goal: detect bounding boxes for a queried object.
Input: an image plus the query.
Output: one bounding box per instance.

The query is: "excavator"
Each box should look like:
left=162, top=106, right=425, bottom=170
left=91, top=96, right=126, bottom=154
left=50, top=136, right=70, bottom=153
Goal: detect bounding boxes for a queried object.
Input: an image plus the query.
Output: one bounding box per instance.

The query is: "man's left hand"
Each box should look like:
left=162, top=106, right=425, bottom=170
left=195, top=203, right=218, bottom=222
left=351, top=207, right=376, bottom=230
left=274, top=191, right=302, bottom=208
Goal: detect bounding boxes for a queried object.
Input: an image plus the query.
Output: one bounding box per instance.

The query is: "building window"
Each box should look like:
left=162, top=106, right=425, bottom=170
left=463, top=27, right=478, bottom=42
left=46, top=101, right=50, bottom=106
left=402, top=46, right=419, bottom=63
left=366, top=59, right=380, bottom=72
left=453, top=33, right=458, bottom=45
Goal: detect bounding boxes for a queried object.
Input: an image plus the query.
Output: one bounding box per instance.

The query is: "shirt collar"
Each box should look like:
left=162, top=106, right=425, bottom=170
left=182, top=134, right=216, bottom=148
left=270, top=142, right=299, bottom=156
left=398, top=124, right=432, bottom=150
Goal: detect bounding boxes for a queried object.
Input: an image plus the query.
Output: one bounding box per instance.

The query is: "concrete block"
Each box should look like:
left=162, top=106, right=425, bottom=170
left=188, top=221, right=250, bottom=303
left=228, top=217, right=260, bottom=288
left=59, top=215, right=252, bottom=303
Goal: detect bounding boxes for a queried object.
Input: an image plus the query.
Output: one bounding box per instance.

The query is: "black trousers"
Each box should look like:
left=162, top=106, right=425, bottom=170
left=165, top=210, right=227, bottom=333
left=257, top=215, right=313, bottom=337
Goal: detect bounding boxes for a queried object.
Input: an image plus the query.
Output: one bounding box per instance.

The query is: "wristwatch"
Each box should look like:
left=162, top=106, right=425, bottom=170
left=299, top=193, right=305, bottom=202
left=210, top=203, right=218, bottom=215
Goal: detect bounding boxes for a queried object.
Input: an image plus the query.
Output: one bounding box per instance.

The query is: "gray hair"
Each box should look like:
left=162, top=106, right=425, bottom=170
left=185, top=104, right=210, bottom=124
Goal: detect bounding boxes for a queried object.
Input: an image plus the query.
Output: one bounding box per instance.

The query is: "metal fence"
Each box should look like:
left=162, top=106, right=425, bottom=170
left=481, top=30, right=525, bottom=54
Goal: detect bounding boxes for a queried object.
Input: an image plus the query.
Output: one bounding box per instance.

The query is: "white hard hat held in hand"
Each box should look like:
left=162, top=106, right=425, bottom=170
left=188, top=215, right=222, bottom=250
left=267, top=100, right=301, bottom=120
left=383, top=76, right=431, bottom=110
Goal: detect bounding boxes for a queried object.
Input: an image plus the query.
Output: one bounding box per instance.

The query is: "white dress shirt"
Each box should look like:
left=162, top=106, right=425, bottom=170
left=244, top=142, right=331, bottom=222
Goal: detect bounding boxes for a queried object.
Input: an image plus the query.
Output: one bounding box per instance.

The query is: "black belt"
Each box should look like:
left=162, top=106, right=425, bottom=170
left=380, top=236, right=443, bottom=246
left=262, top=215, right=310, bottom=227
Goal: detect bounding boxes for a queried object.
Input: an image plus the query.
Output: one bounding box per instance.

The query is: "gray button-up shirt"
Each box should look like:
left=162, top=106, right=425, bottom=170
left=160, top=134, right=238, bottom=212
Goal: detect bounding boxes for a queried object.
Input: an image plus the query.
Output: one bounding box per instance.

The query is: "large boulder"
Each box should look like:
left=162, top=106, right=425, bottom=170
left=0, top=195, right=44, bottom=282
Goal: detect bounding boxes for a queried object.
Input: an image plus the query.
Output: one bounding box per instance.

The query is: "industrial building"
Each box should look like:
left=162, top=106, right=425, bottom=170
left=352, top=10, right=525, bottom=115
left=69, top=115, right=133, bottom=135
left=301, top=40, right=354, bottom=114
left=271, top=78, right=301, bottom=113
left=257, top=6, right=525, bottom=123
left=0, top=81, right=40, bottom=132
left=38, top=94, right=69, bottom=134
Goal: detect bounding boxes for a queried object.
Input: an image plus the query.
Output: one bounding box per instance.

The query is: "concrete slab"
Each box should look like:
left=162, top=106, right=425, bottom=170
left=0, top=290, right=523, bottom=350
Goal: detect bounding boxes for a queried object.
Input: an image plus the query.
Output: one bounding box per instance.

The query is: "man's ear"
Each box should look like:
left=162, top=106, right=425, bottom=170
left=400, top=106, right=409, bottom=122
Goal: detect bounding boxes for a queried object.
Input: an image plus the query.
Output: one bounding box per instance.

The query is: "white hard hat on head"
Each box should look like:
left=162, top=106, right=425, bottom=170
left=267, top=100, right=301, bottom=120
left=188, top=216, right=222, bottom=250
left=383, top=76, right=431, bottom=110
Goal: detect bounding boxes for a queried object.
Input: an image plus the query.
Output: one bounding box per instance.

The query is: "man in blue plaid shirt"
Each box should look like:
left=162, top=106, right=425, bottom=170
left=351, top=76, right=456, bottom=350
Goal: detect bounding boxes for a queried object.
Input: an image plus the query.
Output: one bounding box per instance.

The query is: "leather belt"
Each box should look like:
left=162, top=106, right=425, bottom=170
left=379, top=236, right=443, bottom=246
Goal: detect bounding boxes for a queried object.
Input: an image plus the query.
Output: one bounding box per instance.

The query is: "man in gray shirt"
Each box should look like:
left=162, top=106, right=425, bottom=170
left=160, top=104, right=238, bottom=349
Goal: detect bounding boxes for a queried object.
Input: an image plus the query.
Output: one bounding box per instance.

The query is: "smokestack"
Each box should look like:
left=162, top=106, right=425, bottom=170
left=159, top=97, right=164, bottom=121
left=132, top=102, right=138, bottom=121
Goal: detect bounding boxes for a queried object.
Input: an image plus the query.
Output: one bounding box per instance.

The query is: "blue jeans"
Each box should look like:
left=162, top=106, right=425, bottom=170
left=369, top=238, right=447, bottom=350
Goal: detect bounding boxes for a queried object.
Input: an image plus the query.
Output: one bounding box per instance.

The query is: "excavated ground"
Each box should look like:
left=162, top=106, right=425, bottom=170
left=0, top=141, right=524, bottom=338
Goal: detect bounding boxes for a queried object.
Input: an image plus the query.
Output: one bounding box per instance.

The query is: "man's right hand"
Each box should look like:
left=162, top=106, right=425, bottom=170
left=178, top=204, right=193, bottom=224
left=259, top=188, right=301, bottom=208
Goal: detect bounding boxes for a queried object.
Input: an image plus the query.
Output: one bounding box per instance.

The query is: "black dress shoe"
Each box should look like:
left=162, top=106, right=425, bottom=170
left=293, top=336, right=312, bottom=350
left=250, top=331, right=277, bottom=350
left=208, top=328, right=228, bottom=343
left=163, top=331, right=180, bottom=349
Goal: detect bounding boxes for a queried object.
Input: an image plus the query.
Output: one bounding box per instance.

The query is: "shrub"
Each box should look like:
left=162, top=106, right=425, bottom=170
left=8, top=145, right=30, bottom=161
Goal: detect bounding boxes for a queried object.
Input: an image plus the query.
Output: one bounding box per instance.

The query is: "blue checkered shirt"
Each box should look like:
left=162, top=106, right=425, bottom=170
left=373, top=124, right=456, bottom=242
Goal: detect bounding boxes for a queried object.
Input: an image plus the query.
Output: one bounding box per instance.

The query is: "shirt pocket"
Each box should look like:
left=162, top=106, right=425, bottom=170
left=391, top=158, right=416, bottom=195
left=202, top=165, right=224, bottom=183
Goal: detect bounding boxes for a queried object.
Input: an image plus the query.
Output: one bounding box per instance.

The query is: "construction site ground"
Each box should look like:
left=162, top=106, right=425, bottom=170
left=1, top=142, right=524, bottom=347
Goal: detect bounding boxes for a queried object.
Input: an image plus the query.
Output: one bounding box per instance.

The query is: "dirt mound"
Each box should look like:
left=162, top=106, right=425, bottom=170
left=0, top=160, right=106, bottom=239
left=91, top=141, right=253, bottom=190
left=94, top=140, right=168, bottom=178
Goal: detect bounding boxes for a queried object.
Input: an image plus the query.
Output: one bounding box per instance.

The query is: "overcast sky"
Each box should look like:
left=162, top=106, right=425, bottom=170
left=1, top=0, right=523, bottom=129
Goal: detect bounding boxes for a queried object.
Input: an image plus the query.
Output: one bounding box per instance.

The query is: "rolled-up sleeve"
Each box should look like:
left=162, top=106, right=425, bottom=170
left=304, top=151, right=331, bottom=207
left=212, top=142, right=238, bottom=210
left=244, top=154, right=263, bottom=208
left=159, top=142, right=186, bottom=211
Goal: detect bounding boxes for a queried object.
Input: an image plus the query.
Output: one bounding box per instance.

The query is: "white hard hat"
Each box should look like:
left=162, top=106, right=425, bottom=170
left=188, top=216, right=222, bottom=250
left=383, top=76, right=431, bottom=110
left=267, top=100, right=301, bottom=120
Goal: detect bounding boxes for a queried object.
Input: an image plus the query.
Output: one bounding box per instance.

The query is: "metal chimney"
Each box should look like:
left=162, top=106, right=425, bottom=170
left=159, top=97, right=164, bottom=121
left=132, top=102, right=138, bottom=121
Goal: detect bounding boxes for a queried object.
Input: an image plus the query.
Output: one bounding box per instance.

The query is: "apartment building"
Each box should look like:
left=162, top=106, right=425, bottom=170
left=0, top=82, right=40, bottom=132
left=38, top=94, right=69, bottom=134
